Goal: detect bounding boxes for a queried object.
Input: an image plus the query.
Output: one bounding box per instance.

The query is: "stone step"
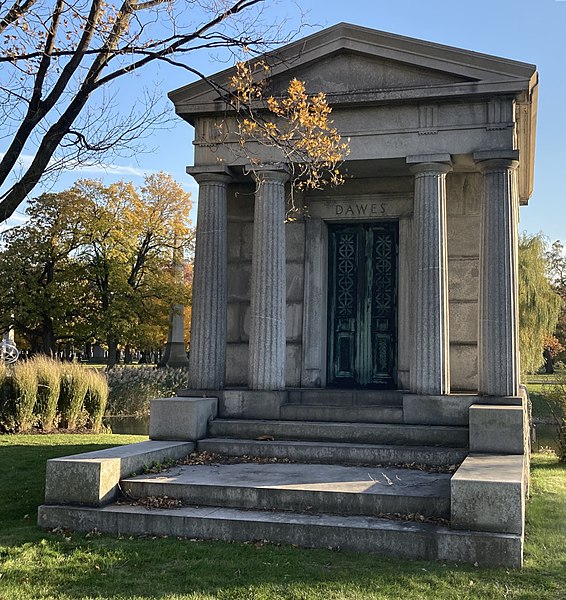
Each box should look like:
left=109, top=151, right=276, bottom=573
left=279, top=404, right=404, bottom=423
left=197, top=438, right=467, bottom=467
left=37, top=503, right=523, bottom=567
left=121, top=462, right=451, bottom=519
left=286, top=389, right=404, bottom=406
left=208, top=419, right=469, bottom=448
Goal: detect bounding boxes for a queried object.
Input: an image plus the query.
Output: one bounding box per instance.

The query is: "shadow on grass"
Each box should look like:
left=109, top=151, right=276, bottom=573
left=0, top=435, right=564, bottom=600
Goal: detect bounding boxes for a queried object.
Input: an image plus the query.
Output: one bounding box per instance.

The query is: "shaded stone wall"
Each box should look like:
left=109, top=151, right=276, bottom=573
left=224, top=174, right=481, bottom=391
left=447, top=173, right=482, bottom=391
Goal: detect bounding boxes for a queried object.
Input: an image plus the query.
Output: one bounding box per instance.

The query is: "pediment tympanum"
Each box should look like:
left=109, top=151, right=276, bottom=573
left=169, top=23, right=537, bottom=116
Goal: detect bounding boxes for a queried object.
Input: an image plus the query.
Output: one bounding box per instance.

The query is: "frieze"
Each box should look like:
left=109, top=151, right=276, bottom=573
left=307, top=194, right=413, bottom=220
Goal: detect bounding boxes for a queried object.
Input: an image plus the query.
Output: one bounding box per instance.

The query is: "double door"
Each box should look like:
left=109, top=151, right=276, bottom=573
left=327, top=222, right=398, bottom=388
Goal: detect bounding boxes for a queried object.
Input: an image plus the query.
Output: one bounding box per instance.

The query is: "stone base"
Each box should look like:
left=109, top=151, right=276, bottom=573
left=403, top=394, right=476, bottom=425
left=44, top=440, right=194, bottom=507
left=451, top=454, right=526, bottom=536
left=177, top=389, right=288, bottom=419
left=403, top=393, right=524, bottom=426
left=469, top=404, right=527, bottom=454
left=149, top=397, right=218, bottom=441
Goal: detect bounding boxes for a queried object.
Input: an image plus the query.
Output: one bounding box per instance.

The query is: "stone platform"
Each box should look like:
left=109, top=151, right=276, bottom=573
left=120, top=462, right=451, bottom=518
left=38, top=391, right=529, bottom=568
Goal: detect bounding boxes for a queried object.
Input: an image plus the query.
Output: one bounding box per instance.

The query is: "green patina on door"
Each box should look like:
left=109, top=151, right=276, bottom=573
left=328, top=222, right=398, bottom=388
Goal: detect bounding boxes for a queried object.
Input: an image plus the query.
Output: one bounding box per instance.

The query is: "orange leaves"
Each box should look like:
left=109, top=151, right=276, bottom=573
left=230, top=61, right=350, bottom=198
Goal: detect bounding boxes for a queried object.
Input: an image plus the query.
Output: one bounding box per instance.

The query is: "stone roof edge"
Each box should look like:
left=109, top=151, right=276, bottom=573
left=168, top=22, right=537, bottom=106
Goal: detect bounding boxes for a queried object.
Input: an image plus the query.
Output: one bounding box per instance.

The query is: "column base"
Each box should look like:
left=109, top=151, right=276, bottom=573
left=178, top=389, right=288, bottom=419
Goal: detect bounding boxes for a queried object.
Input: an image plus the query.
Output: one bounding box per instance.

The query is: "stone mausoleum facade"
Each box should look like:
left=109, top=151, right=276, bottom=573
left=39, top=24, right=538, bottom=568
left=170, top=23, right=536, bottom=404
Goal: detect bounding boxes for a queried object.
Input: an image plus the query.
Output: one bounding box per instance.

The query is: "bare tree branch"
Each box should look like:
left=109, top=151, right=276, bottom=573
left=0, top=0, right=286, bottom=221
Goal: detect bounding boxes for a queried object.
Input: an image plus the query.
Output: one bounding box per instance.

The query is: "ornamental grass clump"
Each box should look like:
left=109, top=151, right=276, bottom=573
left=59, top=362, right=89, bottom=429
left=85, top=369, right=109, bottom=433
left=32, top=356, right=61, bottom=431
left=12, top=360, right=38, bottom=432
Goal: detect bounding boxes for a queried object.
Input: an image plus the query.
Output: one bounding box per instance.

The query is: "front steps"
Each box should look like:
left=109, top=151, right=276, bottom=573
left=120, top=462, right=451, bottom=518
left=197, top=438, right=466, bottom=467
left=37, top=502, right=522, bottom=566
left=202, top=415, right=468, bottom=467
left=37, top=393, right=527, bottom=567
left=279, top=403, right=404, bottom=423
left=209, top=418, right=469, bottom=447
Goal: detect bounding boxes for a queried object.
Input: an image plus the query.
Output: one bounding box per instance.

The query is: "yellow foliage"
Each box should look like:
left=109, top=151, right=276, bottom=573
left=230, top=61, right=350, bottom=209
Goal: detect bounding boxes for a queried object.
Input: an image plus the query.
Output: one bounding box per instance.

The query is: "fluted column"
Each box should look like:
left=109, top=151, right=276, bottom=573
left=248, top=167, right=289, bottom=390
left=476, top=157, right=520, bottom=396
left=187, top=167, right=231, bottom=389
left=409, top=160, right=452, bottom=395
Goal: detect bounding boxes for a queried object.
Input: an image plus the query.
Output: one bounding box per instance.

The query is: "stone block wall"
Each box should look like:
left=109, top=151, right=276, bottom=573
left=447, top=172, right=482, bottom=391
left=224, top=173, right=481, bottom=391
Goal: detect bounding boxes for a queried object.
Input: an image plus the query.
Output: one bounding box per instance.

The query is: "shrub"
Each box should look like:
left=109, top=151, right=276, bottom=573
left=59, top=362, right=89, bottom=429
left=542, top=376, right=566, bottom=463
left=85, top=370, right=109, bottom=433
left=106, top=366, right=189, bottom=416
left=12, top=361, right=38, bottom=432
left=32, top=356, right=62, bottom=431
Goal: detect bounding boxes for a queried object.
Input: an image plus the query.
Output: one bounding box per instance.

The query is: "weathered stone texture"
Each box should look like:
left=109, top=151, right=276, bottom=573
left=477, top=157, right=520, bottom=396
left=450, top=344, right=478, bottom=391
left=188, top=170, right=231, bottom=389
left=409, top=161, right=451, bottom=395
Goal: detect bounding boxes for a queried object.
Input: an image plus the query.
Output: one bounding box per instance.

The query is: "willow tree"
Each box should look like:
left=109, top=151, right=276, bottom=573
left=519, top=233, right=562, bottom=376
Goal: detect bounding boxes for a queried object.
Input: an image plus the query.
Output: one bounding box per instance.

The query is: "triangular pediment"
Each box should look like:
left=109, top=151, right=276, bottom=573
left=169, top=23, right=537, bottom=118
left=268, top=50, right=474, bottom=97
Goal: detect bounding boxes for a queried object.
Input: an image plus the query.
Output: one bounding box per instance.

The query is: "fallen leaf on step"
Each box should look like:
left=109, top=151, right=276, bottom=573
left=256, top=435, right=275, bottom=441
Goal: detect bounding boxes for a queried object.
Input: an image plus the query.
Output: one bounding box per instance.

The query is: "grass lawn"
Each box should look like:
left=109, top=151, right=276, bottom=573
left=0, top=434, right=565, bottom=600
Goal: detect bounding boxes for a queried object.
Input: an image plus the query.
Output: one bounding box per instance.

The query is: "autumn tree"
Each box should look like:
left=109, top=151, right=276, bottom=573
left=72, top=173, right=192, bottom=365
left=0, top=0, right=292, bottom=222
left=518, top=233, right=562, bottom=376
left=0, top=192, right=87, bottom=353
left=230, top=61, right=350, bottom=212
left=0, top=172, right=192, bottom=360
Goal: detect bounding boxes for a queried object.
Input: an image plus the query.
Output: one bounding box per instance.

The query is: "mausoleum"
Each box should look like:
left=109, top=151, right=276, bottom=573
left=39, top=24, right=538, bottom=568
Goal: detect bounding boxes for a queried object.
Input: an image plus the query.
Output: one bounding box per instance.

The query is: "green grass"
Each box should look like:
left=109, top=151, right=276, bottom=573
left=526, top=382, right=553, bottom=420
left=0, top=434, right=565, bottom=599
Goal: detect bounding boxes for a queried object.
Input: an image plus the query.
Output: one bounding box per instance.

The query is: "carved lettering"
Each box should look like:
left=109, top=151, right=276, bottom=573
left=332, top=202, right=388, bottom=218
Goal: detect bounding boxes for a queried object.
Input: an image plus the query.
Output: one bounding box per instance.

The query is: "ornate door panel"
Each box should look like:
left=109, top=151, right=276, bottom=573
left=328, top=222, right=398, bottom=388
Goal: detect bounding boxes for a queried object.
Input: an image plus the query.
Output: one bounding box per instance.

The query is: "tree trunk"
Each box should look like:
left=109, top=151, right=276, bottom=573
left=107, top=337, right=118, bottom=369
left=543, top=348, right=555, bottom=374
left=41, top=319, right=56, bottom=356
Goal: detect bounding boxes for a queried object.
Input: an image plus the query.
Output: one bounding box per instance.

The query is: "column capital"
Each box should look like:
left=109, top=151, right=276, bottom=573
left=409, top=162, right=452, bottom=176
left=407, top=154, right=452, bottom=176
left=186, top=165, right=233, bottom=185
left=475, top=158, right=519, bottom=173
left=474, top=150, right=519, bottom=173
left=247, top=164, right=290, bottom=185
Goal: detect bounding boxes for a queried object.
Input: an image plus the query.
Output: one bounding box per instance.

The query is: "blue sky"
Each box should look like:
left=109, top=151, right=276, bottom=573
left=5, top=0, right=565, bottom=241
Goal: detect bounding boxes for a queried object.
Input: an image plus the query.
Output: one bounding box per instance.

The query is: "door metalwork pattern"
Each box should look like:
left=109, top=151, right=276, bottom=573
left=328, top=222, right=398, bottom=388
